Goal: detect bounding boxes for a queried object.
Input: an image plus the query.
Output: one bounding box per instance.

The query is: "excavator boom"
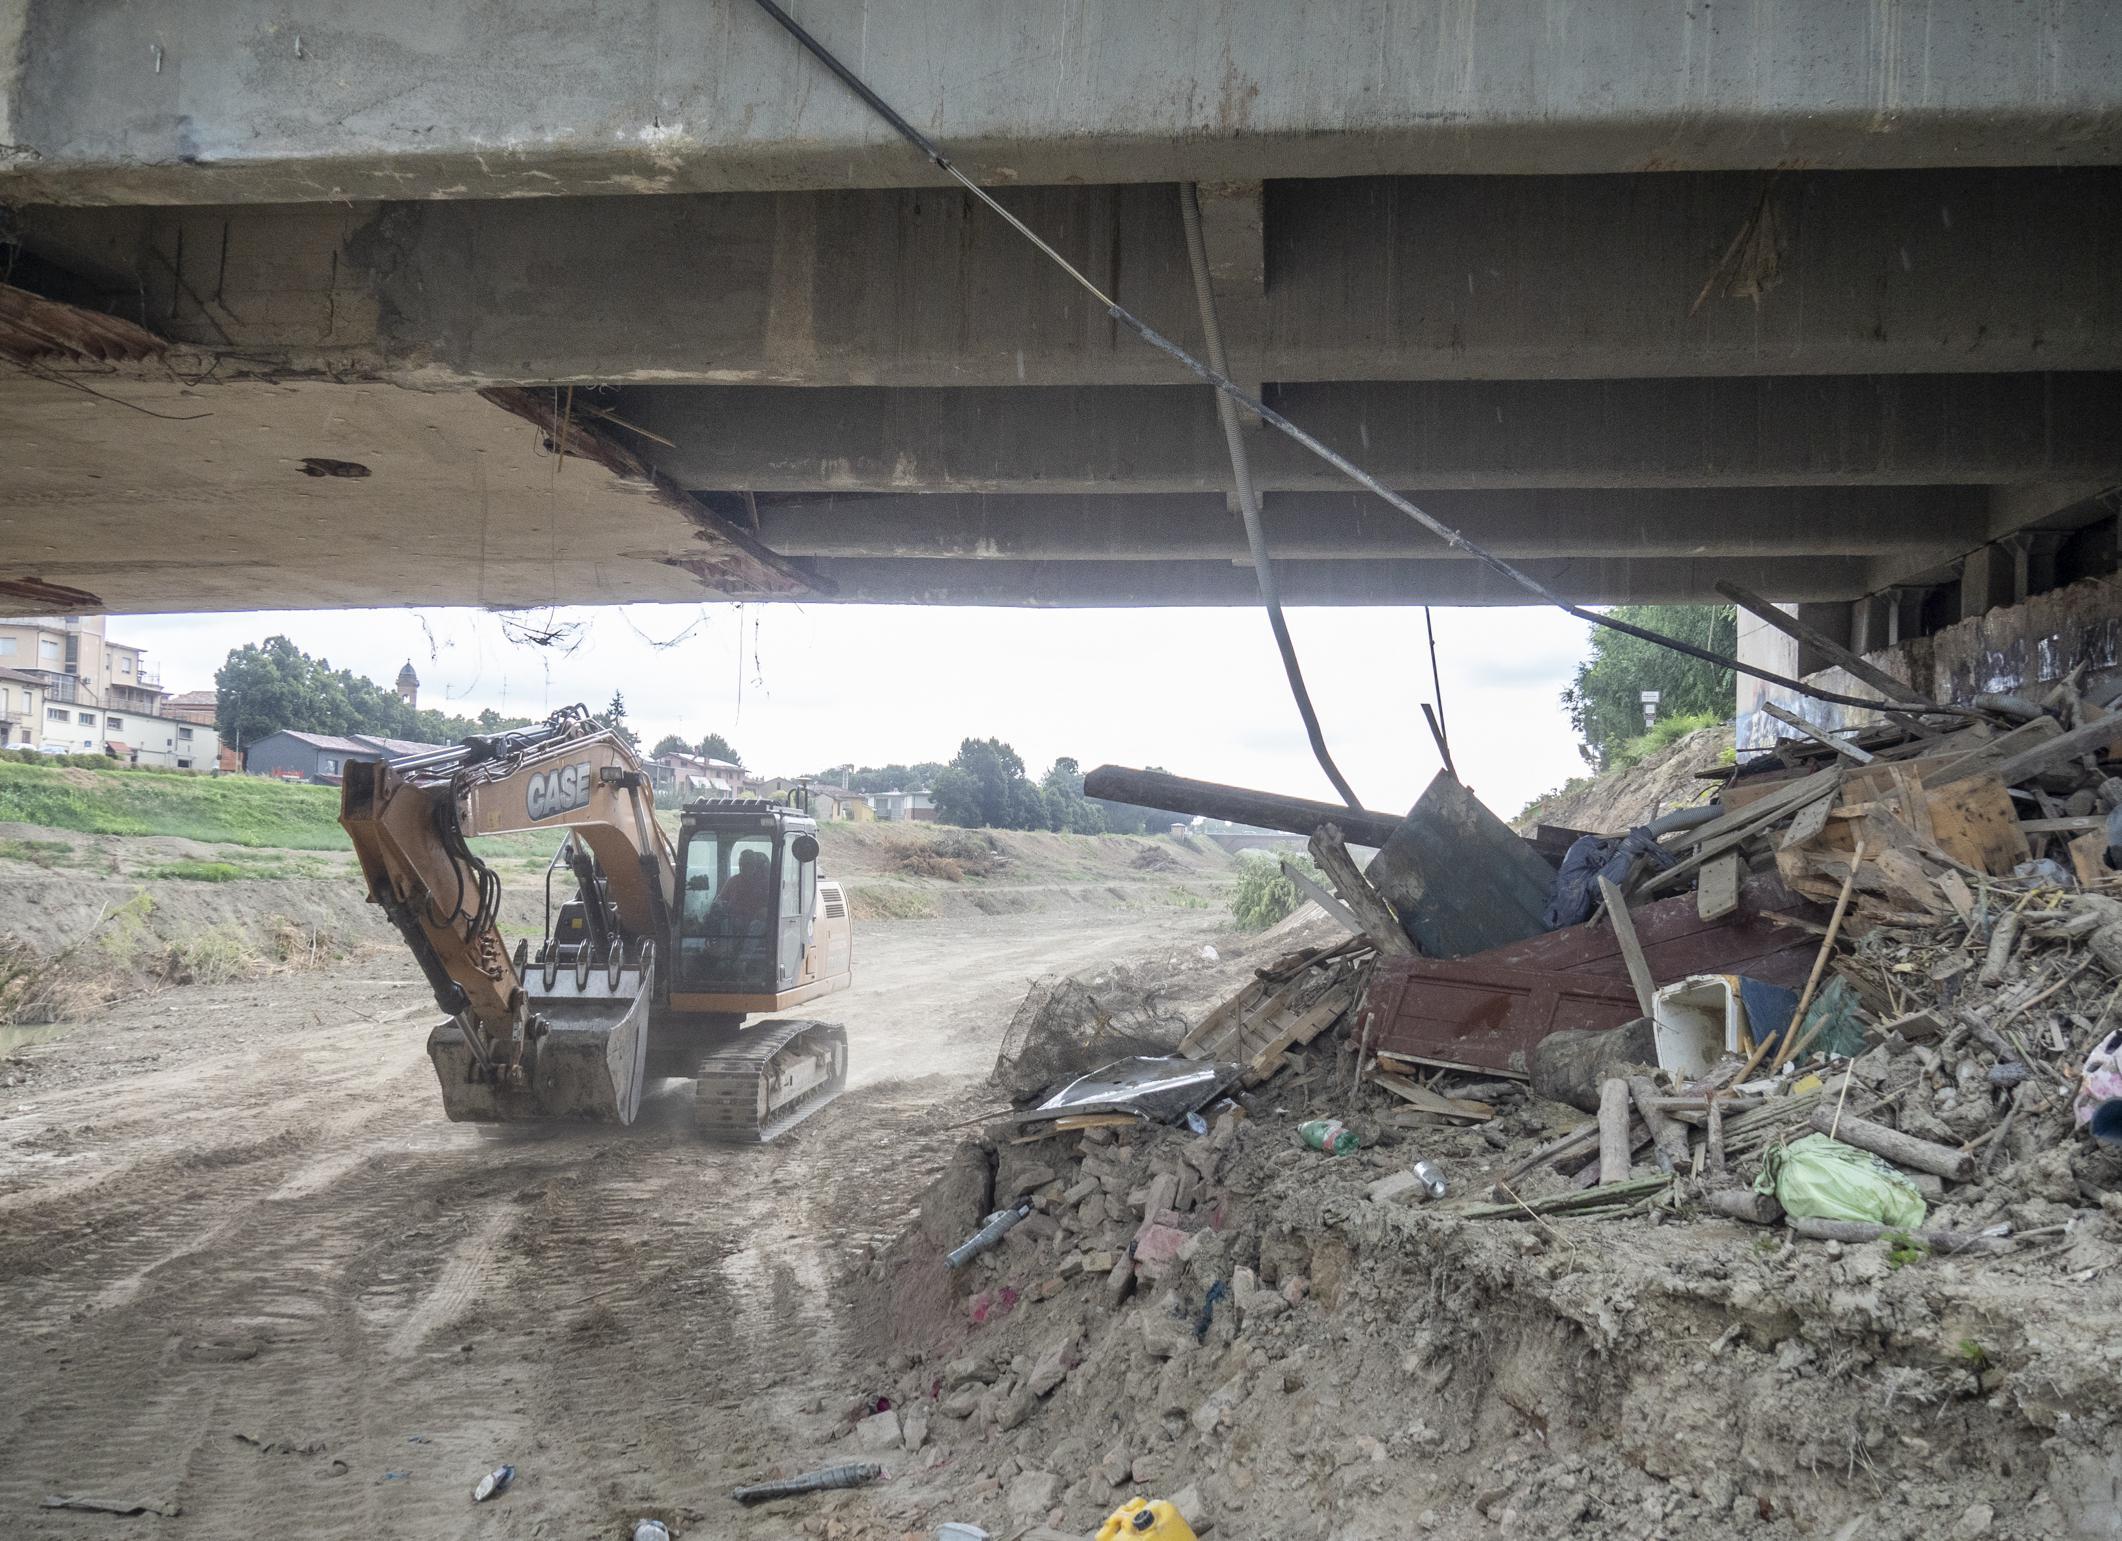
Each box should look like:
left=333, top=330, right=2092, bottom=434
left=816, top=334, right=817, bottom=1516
left=340, top=706, right=670, bottom=1123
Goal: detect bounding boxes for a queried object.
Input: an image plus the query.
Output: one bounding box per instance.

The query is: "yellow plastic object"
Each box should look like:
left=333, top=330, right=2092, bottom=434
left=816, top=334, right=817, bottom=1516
left=1096, top=1498, right=1198, bottom=1541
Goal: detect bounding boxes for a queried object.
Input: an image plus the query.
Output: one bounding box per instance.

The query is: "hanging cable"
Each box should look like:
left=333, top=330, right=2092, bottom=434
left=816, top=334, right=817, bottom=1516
left=741, top=0, right=1965, bottom=719
left=1178, top=184, right=1362, bottom=810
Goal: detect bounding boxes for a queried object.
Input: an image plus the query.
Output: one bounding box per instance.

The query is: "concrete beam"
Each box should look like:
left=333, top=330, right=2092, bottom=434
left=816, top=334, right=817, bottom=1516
left=791, top=555, right=1874, bottom=607
left=622, top=374, right=2122, bottom=494
left=43, top=168, right=2122, bottom=385
left=8, top=1, right=2122, bottom=206
left=745, top=488, right=1983, bottom=562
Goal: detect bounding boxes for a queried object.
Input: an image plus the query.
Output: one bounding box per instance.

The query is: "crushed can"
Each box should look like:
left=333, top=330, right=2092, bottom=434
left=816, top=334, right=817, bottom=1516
left=1411, top=1159, right=1448, bottom=1199
left=471, top=1464, right=515, bottom=1503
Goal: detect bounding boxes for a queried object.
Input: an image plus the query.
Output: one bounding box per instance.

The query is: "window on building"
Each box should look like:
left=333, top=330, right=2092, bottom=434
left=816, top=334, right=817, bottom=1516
left=0, top=637, right=14, bottom=655
left=321, top=757, right=337, bottom=773
left=40, top=638, right=60, bottom=659
left=76, top=711, right=94, bottom=724
left=178, top=726, right=193, bottom=741
left=106, top=715, right=123, bottom=729
left=46, top=706, right=66, bottom=722
left=176, top=758, right=192, bottom=769
left=120, top=657, right=132, bottom=674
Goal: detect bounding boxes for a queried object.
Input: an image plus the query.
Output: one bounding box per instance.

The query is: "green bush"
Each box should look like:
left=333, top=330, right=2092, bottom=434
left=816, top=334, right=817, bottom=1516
left=1230, top=850, right=1323, bottom=932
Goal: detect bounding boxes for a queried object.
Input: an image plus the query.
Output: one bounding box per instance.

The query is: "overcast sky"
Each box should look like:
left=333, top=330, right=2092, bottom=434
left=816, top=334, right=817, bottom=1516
left=116, top=603, right=1597, bottom=820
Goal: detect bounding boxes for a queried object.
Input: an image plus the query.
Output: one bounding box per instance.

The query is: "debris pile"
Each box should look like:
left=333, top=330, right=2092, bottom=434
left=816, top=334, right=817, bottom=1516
left=793, top=697, right=2122, bottom=1539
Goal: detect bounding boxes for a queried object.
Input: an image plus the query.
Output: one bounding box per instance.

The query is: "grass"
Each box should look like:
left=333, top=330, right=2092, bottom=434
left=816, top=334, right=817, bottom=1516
left=846, top=884, right=938, bottom=921
left=0, top=762, right=347, bottom=849
left=0, top=836, right=85, bottom=868
left=1605, top=711, right=1724, bottom=773
left=141, top=859, right=248, bottom=882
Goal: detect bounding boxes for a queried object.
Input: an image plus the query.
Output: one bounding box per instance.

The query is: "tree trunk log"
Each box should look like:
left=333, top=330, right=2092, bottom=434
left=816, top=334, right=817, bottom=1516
left=1808, top=1108, right=1975, bottom=1182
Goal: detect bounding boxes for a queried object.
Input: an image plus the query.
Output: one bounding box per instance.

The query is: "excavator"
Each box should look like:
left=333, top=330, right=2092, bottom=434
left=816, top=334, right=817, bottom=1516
left=339, top=705, right=853, bottom=1141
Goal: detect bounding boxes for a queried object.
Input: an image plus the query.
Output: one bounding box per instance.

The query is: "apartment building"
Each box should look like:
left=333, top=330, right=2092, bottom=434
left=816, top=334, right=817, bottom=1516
left=0, top=615, right=222, bottom=768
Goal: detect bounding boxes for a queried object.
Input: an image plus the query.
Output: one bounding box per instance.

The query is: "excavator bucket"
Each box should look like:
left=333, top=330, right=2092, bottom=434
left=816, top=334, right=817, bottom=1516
left=427, top=947, right=656, bottom=1125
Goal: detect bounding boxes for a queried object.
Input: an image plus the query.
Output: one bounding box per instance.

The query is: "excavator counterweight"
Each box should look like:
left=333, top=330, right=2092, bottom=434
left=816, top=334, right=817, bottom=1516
left=340, top=706, right=853, bottom=1138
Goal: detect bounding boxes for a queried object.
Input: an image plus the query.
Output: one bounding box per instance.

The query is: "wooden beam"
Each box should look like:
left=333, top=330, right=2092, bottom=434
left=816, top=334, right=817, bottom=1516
left=1715, top=581, right=1942, bottom=709
left=1598, top=875, right=1657, bottom=1016
left=1309, top=824, right=1419, bottom=956
left=1279, top=859, right=1364, bottom=935
left=1760, top=701, right=1875, bottom=763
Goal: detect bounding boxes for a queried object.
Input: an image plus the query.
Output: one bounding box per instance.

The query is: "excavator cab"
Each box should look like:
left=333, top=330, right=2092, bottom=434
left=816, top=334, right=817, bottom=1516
left=671, top=800, right=827, bottom=1004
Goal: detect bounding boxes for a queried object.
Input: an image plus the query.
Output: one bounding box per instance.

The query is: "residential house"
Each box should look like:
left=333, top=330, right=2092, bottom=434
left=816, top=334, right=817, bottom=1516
left=651, top=753, right=746, bottom=800
left=162, top=689, right=241, bottom=769
left=0, top=666, right=48, bottom=751
left=0, top=614, right=168, bottom=720
left=242, top=729, right=447, bottom=783
left=866, top=788, right=937, bottom=822
left=808, top=785, right=872, bottom=822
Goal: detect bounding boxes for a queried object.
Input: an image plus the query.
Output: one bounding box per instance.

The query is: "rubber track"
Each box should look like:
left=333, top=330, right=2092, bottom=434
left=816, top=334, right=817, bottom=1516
left=693, top=1018, right=849, bottom=1144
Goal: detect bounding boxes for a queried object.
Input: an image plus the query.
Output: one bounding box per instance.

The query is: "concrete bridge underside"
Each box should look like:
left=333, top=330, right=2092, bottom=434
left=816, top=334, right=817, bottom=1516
left=2, top=0, right=2120, bottom=622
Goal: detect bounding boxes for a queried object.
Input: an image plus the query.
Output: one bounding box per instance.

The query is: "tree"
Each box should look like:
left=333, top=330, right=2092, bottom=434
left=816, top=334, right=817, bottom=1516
left=1040, top=756, right=1107, bottom=834
left=846, top=761, right=948, bottom=795
left=930, top=737, right=1059, bottom=831
left=603, top=692, right=637, bottom=749
left=650, top=733, right=691, bottom=758
left=1561, top=605, right=1736, bottom=769
left=215, top=636, right=529, bottom=749
left=696, top=732, right=742, bottom=767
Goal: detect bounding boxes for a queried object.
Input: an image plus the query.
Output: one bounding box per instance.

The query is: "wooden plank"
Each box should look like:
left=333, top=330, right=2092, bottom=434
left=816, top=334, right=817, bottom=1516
left=1643, top=768, right=1842, bottom=896
left=1716, top=580, right=1942, bottom=708
left=1309, top=826, right=1420, bottom=957
left=2070, top=828, right=2110, bottom=888
left=1371, top=1073, right=1495, bottom=1122
left=1762, top=701, right=1875, bottom=763
left=1935, top=870, right=1976, bottom=923
left=1362, top=771, right=1556, bottom=958
left=1981, top=712, right=2122, bottom=788
left=1778, top=790, right=1837, bottom=851
left=1920, top=714, right=2062, bottom=788
left=1923, top=775, right=2031, bottom=875
left=2018, top=816, right=2107, bottom=834
left=1278, top=859, right=1363, bottom=936
left=1597, top=875, right=1657, bottom=1016
left=1243, top=986, right=1354, bottom=1084
left=1696, top=851, right=1743, bottom=920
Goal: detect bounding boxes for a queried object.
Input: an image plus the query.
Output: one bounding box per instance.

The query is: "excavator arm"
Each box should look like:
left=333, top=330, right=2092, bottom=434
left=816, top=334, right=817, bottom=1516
left=340, top=705, right=675, bottom=1123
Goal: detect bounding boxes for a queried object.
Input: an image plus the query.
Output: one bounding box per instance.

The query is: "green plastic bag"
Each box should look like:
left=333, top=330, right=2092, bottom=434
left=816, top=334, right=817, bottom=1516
left=1755, top=1132, right=1927, bottom=1229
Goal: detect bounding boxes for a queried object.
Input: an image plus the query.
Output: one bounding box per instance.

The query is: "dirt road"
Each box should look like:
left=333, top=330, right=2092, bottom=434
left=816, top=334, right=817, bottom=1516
left=0, top=906, right=1234, bottom=1539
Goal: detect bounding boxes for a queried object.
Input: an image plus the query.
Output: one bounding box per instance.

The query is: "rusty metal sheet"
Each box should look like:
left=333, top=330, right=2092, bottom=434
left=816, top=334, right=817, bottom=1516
left=1366, top=875, right=1822, bottom=1076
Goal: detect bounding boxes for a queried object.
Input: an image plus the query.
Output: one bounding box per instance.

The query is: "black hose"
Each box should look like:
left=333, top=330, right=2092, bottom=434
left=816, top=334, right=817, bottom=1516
left=738, top=0, right=1971, bottom=721
left=1178, top=183, right=1362, bottom=810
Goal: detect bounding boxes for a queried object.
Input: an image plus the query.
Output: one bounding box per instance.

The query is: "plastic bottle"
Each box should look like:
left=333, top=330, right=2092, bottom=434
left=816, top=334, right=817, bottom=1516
left=1298, top=1118, right=1359, bottom=1156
